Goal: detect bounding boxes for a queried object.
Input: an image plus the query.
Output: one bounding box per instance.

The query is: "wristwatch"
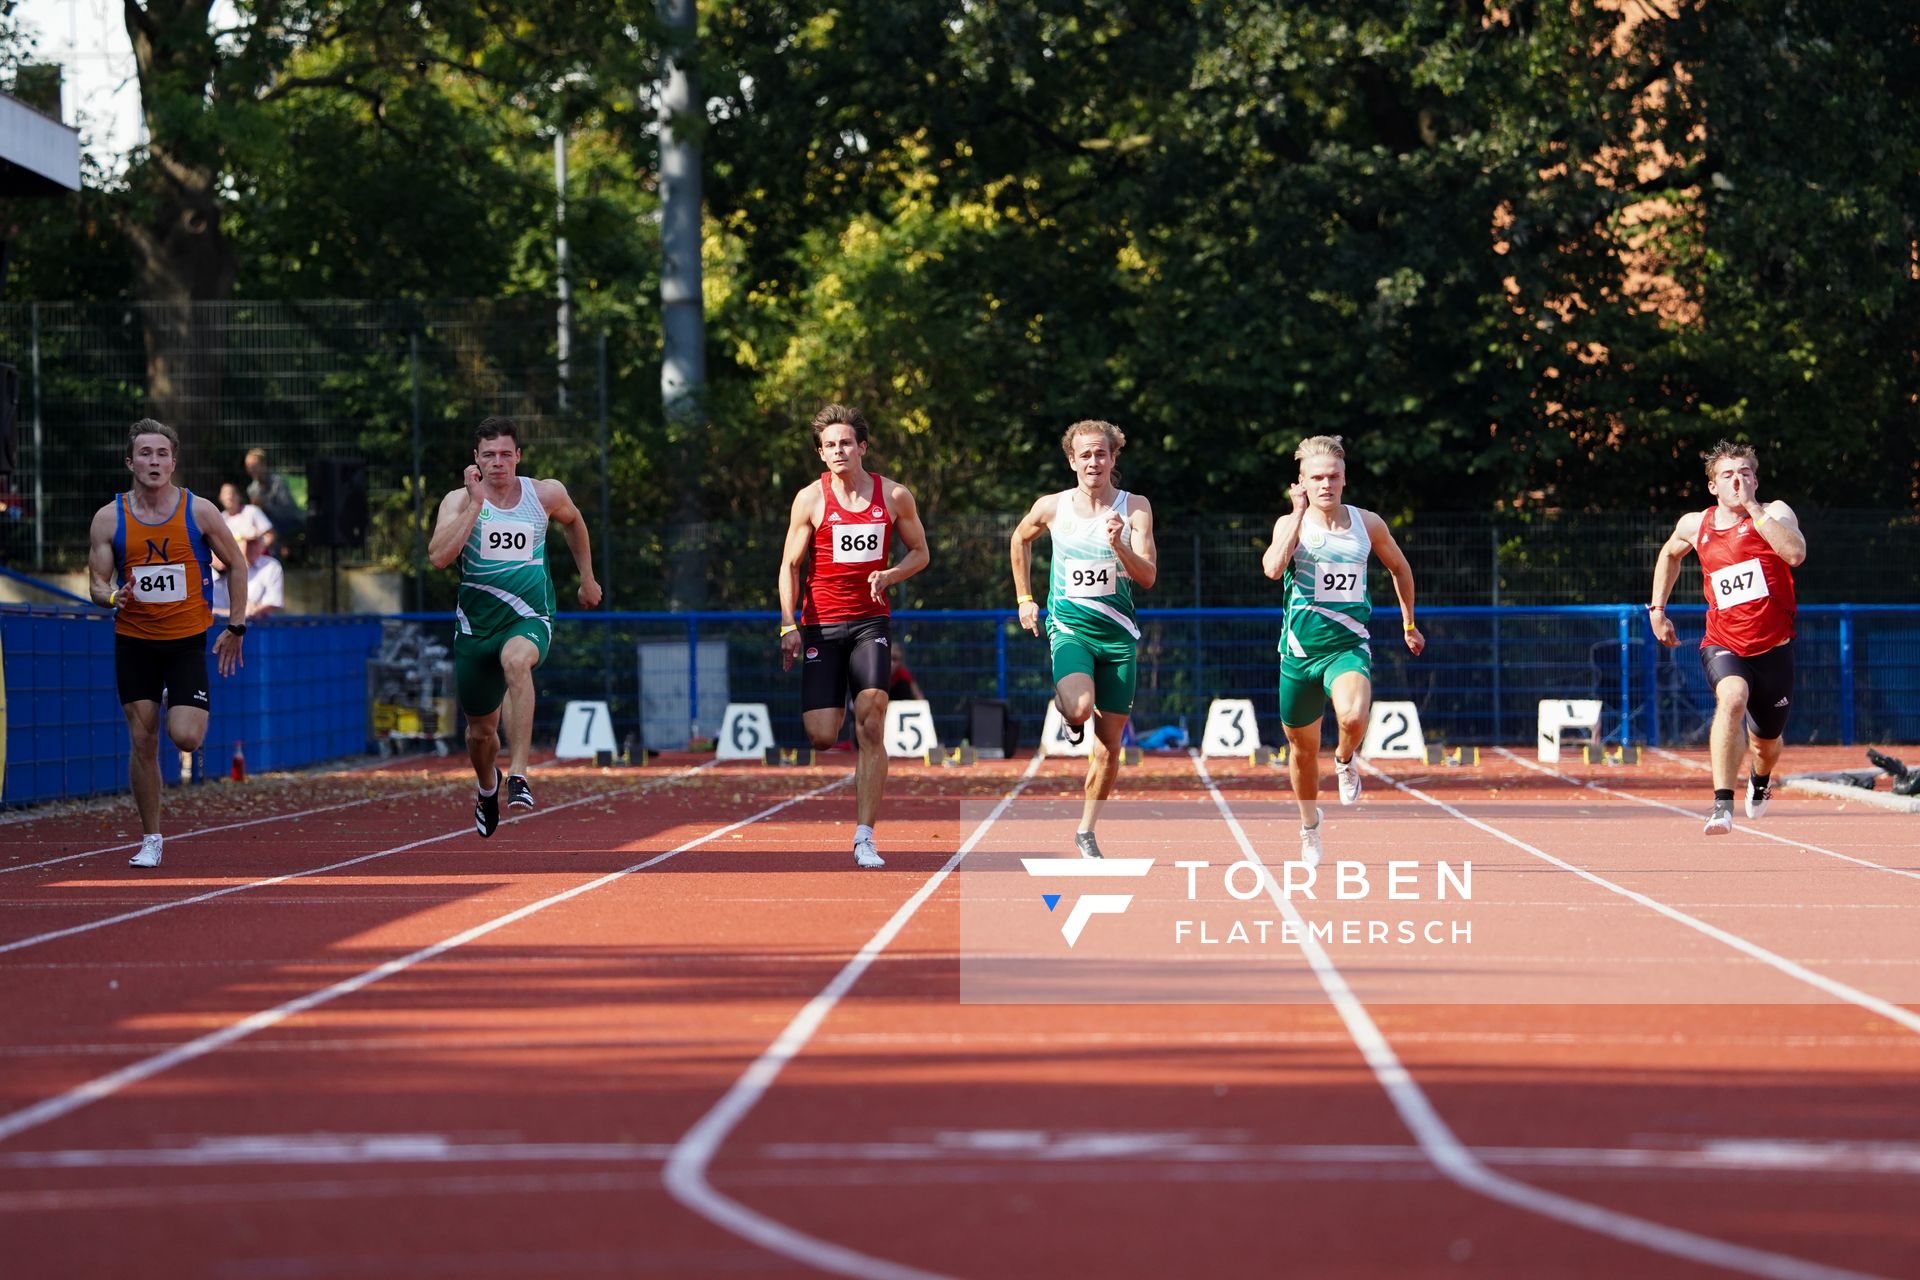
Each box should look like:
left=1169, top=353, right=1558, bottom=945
left=226, top=623, right=248, bottom=637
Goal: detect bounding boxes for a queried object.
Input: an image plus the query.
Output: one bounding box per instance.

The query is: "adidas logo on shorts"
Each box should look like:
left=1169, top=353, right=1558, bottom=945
left=1774, top=696, right=1789, bottom=707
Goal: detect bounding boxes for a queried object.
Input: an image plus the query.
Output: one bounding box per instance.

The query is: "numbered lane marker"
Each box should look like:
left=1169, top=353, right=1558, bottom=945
left=556, top=701, right=618, bottom=759
left=1537, top=699, right=1602, bottom=763
left=1201, top=699, right=1263, bottom=757
left=882, top=700, right=940, bottom=759
left=716, top=703, right=776, bottom=761
left=1361, top=701, right=1426, bottom=760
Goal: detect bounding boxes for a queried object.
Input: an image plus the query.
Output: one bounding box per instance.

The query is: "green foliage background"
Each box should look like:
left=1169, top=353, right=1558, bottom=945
left=4, top=0, right=1915, bottom=538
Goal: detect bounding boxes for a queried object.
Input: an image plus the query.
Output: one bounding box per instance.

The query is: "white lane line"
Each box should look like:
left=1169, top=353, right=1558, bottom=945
left=0, top=759, right=568, bottom=874
left=1493, top=748, right=1920, bottom=883
left=0, top=761, right=717, bottom=956
left=12, top=1132, right=1920, bottom=1177
left=1196, top=754, right=1891, bottom=1280
left=1367, top=755, right=1920, bottom=1037
left=664, top=753, right=1047, bottom=1280
left=1650, top=746, right=1711, bottom=772
left=0, top=771, right=849, bottom=1145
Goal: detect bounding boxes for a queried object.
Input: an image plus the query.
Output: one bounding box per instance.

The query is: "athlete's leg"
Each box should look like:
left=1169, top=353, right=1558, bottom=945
left=1054, top=673, right=1096, bottom=725
left=1328, top=671, right=1372, bottom=763
left=1750, top=733, right=1783, bottom=779
left=802, top=708, right=845, bottom=750
left=123, top=700, right=164, bottom=836
left=499, top=636, right=541, bottom=778
left=1283, top=719, right=1323, bottom=830
left=852, top=687, right=890, bottom=827
left=467, top=707, right=502, bottom=788
left=166, top=705, right=209, bottom=754
left=1709, top=674, right=1752, bottom=793
left=1078, top=708, right=1128, bottom=834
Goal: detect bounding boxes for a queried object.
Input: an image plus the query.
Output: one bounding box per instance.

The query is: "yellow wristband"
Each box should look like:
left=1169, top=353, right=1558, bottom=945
left=1402, top=621, right=1416, bottom=632
left=1752, top=510, right=1769, bottom=530
left=779, top=623, right=798, bottom=637
left=106, top=586, right=118, bottom=608
left=1017, top=594, right=1034, bottom=605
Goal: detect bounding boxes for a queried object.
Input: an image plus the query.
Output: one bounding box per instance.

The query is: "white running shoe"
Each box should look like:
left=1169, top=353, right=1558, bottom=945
left=853, top=835, right=885, bottom=869
left=1745, top=778, right=1772, bottom=820
left=129, top=835, right=163, bottom=868
left=1299, top=820, right=1324, bottom=869
left=1703, top=801, right=1734, bottom=836
left=1335, top=756, right=1362, bottom=806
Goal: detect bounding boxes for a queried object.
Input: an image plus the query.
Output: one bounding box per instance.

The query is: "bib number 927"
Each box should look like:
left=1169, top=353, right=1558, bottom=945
left=1315, top=568, right=1365, bottom=603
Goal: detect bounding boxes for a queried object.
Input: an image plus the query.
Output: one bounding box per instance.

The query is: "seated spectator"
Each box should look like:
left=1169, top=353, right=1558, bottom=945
left=218, top=482, right=274, bottom=555
left=245, top=448, right=305, bottom=542
left=888, top=649, right=926, bottom=703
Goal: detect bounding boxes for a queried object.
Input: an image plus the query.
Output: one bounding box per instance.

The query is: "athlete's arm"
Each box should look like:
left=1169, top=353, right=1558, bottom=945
left=428, top=473, right=486, bottom=570
left=1009, top=493, right=1058, bottom=637
left=778, top=486, right=819, bottom=670
left=1113, top=494, right=1158, bottom=591
left=872, top=482, right=930, bottom=602
left=196, top=495, right=249, bottom=675
left=87, top=504, right=120, bottom=607
left=539, top=479, right=602, bottom=608
left=1647, top=511, right=1702, bottom=649
left=1752, top=500, right=1806, bottom=567
left=1363, top=510, right=1423, bottom=657
left=1261, top=483, right=1311, bottom=580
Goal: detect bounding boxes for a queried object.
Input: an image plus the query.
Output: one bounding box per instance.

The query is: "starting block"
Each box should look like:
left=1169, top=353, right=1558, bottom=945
left=1584, top=744, right=1641, bottom=766
left=594, top=747, right=649, bottom=767
left=928, top=745, right=979, bottom=767
left=1117, top=746, right=1144, bottom=766
left=1424, top=745, right=1479, bottom=767
left=1250, top=745, right=1289, bottom=766
left=763, top=746, right=815, bottom=767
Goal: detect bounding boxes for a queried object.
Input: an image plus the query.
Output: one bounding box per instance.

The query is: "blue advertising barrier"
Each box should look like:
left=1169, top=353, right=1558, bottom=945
left=5, top=603, right=1916, bottom=807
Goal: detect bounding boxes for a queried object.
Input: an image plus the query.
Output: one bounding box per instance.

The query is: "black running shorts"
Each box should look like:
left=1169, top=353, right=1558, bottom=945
left=799, top=617, right=892, bottom=713
left=115, top=633, right=212, bottom=711
left=1701, top=641, right=1794, bottom=741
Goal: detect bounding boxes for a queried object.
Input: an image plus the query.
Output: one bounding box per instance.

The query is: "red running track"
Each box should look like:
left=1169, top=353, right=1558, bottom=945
left=1, top=746, right=1916, bottom=1279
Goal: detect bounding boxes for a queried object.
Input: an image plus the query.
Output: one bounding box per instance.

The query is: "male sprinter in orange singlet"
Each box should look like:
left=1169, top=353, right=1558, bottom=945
left=777, top=405, right=930, bottom=868
left=1649, top=441, right=1807, bottom=835
left=87, top=419, right=252, bottom=868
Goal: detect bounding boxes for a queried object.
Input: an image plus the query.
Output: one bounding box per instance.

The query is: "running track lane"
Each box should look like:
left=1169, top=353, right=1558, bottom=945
left=653, top=753, right=1917, bottom=1279
left=0, top=761, right=1036, bottom=1277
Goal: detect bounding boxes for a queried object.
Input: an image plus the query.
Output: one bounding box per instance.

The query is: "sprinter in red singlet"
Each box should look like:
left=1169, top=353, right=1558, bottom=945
left=777, top=405, right=930, bottom=868
left=87, top=420, right=252, bottom=868
left=1648, top=441, right=1807, bottom=835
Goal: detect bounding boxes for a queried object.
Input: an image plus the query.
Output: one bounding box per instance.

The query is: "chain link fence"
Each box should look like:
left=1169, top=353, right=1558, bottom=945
left=2, top=302, right=1914, bottom=609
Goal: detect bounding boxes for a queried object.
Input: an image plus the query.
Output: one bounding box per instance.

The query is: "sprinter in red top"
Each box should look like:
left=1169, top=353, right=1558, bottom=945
left=1649, top=441, right=1807, bottom=835
left=777, top=405, right=930, bottom=868
left=87, top=419, right=252, bottom=869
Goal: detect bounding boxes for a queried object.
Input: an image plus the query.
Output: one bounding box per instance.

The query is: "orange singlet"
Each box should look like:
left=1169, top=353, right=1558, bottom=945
left=112, top=488, right=214, bottom=641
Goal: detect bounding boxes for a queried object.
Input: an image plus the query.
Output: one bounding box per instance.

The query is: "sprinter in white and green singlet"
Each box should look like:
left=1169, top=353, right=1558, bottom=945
left=1262, top=435, right=1423, bottom=868
left=1011, top=420, right=1159, bottom=860
left=429, top=417, right=601, bottom=838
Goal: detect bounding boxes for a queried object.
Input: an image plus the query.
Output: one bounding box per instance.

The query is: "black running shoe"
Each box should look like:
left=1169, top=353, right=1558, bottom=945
left=1066, top=719, right=1086, bottom=747
left=475, top=770, right=502, bottom=838
left=506, top=774, right=534, bottom=811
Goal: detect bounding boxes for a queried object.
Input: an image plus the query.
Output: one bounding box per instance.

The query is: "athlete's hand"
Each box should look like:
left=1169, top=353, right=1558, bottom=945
left=780, top=627, right=803, bottom=671
left=577, top=576, right=603, bottom=608
left=867, top=568, right=892, bottom=602
left=1650, top=610, right=1680, bottom=648
left=1018, top=600, right=1041, bottom=636
left=462, top=465, right=485, bottom=504
left=1102, top=512, right=1126, bottom=551
left=1290, top=482, right=1308, bottom=514
left=213, top=629, right=245, bottom=678
left=1403, top=624, right=1425, bottom=657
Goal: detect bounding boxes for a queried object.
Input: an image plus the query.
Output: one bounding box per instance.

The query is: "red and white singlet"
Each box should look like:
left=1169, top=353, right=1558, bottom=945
left=800, top=472, right=893, bottom=625
left=1696, top=506, right=1795, bottom=656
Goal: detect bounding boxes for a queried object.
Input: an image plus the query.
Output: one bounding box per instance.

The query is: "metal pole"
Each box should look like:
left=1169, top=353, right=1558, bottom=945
left=555, top=127, right=571, bottom=413
left=1489, top=526, right=1502, bottom=744
left=1839, top=610, right=1856, bottom=744
left=597, top=331, right=611, bottom=607
left=1617, top=609, right=1633, bottom=748
left=410, top=331, right=425, bottom=613
left=30, top=303, right=44, bottom=572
